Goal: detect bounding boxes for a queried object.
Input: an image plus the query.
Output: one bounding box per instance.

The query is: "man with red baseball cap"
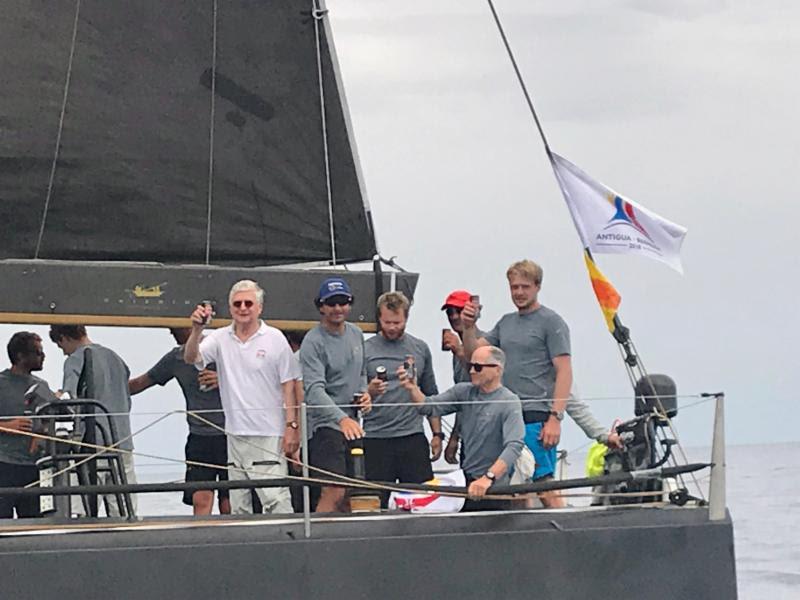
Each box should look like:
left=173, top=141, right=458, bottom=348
left=440, top=290, right=482, bottom=465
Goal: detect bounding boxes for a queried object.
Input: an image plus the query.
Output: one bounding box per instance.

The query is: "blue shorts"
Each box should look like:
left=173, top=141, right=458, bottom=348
left=524, top=422, right=558, bottom=480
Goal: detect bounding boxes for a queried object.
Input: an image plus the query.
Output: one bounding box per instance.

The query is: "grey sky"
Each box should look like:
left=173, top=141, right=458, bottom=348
left=1, top=1, right=796, bottom=473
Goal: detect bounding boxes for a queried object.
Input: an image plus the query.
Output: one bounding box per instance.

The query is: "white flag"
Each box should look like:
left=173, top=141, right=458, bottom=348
left=549, top=151, right=688, bottom=273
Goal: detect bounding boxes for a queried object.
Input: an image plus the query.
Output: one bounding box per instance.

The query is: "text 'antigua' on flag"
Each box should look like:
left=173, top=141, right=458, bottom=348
left=549, top=152, right=688, bottom=274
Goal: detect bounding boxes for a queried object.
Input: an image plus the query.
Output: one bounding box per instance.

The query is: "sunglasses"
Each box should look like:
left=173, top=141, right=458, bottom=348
left=232, top=299, right=255, bottom=309
left=323, top=296, right=352, bottom=307
left=468, top=362, right=500, bottom=372
left=445, top=307, right=462, bottom=317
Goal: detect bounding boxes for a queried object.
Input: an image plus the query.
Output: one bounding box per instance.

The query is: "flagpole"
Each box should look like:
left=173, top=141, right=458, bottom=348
left=486, top=0, right=551, bottom=155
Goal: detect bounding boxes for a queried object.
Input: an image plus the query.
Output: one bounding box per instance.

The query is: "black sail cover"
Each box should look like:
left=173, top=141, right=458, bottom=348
left=0, top=1, right=376, bottom=266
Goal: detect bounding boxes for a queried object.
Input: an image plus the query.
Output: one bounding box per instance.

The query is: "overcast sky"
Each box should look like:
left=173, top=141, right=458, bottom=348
left=2, top=1, right=796, bottom=479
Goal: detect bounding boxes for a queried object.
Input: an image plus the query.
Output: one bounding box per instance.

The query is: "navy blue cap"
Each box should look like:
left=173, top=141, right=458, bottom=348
left=317, top=277, right=353, bottom=302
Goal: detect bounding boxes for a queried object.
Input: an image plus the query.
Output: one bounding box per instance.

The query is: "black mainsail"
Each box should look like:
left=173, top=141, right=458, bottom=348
left=0, top=1, right=412, bottom=327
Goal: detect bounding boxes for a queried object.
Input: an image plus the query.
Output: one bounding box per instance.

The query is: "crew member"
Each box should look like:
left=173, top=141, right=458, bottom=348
left=49, top=325, right=137, bottom=515
left=363, top=291, right=442, bottom=506
left=439, top=290, right=481, bottom=465
left=0, top=332, right=53, bottom=518
left=299, top=277, right=371, bottom=513
left=129, top=328, right=230, bottom=516
left=184, top=280, right=298, bottom=514
left=400, top=345, right=524, bottom=511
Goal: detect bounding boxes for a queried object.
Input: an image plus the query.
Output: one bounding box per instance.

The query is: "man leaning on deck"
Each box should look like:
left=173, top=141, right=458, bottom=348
left=184, top=280, right=298, bottom=515
left=399, top=345, right=525, bottom=511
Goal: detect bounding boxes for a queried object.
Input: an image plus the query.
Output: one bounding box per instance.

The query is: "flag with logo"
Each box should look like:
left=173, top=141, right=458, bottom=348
left=549, top=152, right=688, bottom=274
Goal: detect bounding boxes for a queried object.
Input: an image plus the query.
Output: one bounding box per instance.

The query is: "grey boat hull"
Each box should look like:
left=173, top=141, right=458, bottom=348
left=0, top=506, right=736, bottom=599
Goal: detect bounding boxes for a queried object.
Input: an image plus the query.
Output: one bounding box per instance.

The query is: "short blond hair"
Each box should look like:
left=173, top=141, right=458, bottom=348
left=377, top=291, right=411, bottom=317
left=506, top=260, right=543, bottom=285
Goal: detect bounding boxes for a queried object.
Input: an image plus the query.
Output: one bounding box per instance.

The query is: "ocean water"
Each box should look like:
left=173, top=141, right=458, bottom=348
left=137, top=442, right=800, bottom=599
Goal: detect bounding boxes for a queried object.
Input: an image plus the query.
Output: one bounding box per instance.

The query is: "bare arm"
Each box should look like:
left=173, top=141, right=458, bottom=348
left=183, top=304, right=211, bottom=364
left=539, top=355, right=572, bottom=449
left=128, top=374, right=155, bottom=396
left=281, top=380, right=299, bottom=456
left=460, top=301, right=489, bottom=362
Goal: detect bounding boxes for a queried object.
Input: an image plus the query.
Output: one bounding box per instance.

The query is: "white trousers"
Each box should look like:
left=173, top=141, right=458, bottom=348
left=227, top=435, right=292, bottom=515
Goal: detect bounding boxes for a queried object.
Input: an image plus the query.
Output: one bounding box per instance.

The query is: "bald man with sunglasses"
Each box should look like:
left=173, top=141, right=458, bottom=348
left=399, top=345, right=524, bottom=511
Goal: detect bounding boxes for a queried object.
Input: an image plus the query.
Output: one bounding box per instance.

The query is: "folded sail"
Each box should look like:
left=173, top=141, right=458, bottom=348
left=0, top=1, right=375, bottom=266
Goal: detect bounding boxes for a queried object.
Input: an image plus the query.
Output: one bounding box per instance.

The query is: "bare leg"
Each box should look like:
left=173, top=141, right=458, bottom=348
left=316, top=486, right=348, bottom=513
left=538, top=488, right=566, bottom=508
left=191, top=490, right=214, bottom=516
left=218, top=495, right=231, bottom=515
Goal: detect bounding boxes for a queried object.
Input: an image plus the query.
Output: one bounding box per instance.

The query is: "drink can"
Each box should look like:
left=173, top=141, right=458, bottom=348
left=375, top=366, right=388, bottom=381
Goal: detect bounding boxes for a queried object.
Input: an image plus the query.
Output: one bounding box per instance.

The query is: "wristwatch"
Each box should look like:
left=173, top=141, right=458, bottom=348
left=484, top=470, right=496, bottom=484
left=286, top=421, right=299, bottom=430
left=432, top=432, right=446, bottom=440
left=548, top=410, right=565, bottom=422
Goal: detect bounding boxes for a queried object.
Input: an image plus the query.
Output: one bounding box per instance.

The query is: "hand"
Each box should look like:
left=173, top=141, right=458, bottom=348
left=2, top=418, right=32, bottom=433
left=430, top=435, right=443, bottom=461
left=367, top=377, right=387, bottom=398
left=197, top=369, right=219, bottom=390
left=442, top=331, right=464, bottom=357
left=461, top=302, right=478, bottom=328
left=396, top=365, right=415, bottom=390
left=444, top=437, right=460, bottom=464
left=283, top=427, right=300, bottom=456
left=190, top=304, right=212, bottom=328
left=356, top=392, right=372, bottom=415
left=539, top=417, right=561, bottom=449
left=467, top=476, right=492, bottom=498
left=339, top=416, right=364, bottom=441
left=605, top=431, right=623, bottom=450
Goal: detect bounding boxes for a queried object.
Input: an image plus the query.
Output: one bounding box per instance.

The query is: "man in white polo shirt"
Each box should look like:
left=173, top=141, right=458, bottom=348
left=184, top=280, right=298, bottom=514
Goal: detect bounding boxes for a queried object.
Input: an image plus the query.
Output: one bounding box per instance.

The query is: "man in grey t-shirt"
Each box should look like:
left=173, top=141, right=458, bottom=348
left=363, top=292, right=442, bottom=505
left=0, top=332, right=55, bottom=519
left=300, top=277, right=371, bottom=513
left=400, top=345, right=524, bottom=511
left=49, top=325, right=137, bottom=516
left=129, top=328, right=230, bottom=516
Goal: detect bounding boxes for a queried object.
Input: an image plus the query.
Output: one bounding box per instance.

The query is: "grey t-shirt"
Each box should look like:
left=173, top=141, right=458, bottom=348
left=418, top=383, right=524, bottom=482
left=363, top=332, right=438, bottom=438
left=63, top=343, right=134, bottom=451
left=484, top=306, right=570, bottom=413
left=300, top=323, right=367, bottom=436
left=146, top=346, right=225, bottom=436
left=0, top=369, right=49, bottom=465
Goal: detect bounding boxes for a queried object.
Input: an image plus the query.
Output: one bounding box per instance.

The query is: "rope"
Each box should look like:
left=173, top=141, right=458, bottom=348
left=312, top=1, right=337, bottom=264
left=34, top=0, right=82, bottom=259
left=485, top=0, right=550, bottom=154
left=204, top=0, right=218, bottom=265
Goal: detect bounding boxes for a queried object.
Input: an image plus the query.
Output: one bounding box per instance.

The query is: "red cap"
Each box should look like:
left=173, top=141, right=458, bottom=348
left=441, top=290, right=472, bottom=310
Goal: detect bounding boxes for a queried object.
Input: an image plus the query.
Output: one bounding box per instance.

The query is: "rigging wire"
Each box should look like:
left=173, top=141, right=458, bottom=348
left=312, top=1, right=337, bottom=264
left=204, top=0, right=218, bottom=265
left=34, top=0, right=82, bottom=259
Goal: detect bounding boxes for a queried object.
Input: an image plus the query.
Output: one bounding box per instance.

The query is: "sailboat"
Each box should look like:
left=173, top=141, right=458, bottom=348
left=0, top=2, right=736, bottom=599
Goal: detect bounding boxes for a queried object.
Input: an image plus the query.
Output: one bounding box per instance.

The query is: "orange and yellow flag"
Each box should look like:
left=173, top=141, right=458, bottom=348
left=583, top=250, right=621, bottom=332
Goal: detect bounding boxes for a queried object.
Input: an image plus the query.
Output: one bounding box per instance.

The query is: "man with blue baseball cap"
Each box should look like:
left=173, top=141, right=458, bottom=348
left=299, top=277, right=371, bottom=513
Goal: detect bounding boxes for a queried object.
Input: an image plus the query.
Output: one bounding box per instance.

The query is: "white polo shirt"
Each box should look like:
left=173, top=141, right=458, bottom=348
left=199, top=322, right=294, bottom=436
